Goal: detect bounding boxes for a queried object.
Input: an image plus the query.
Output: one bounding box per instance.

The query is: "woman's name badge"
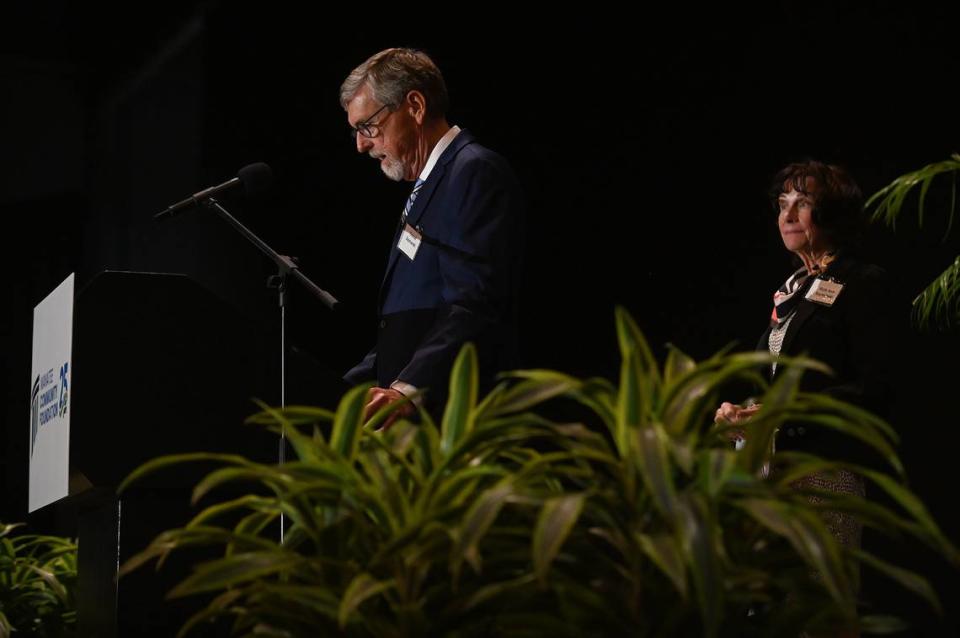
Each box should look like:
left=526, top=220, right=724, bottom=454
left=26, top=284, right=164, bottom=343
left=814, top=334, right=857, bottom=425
left=805, top=278, right=844, bottom=306
left=398, top=224, right=422, bottom=261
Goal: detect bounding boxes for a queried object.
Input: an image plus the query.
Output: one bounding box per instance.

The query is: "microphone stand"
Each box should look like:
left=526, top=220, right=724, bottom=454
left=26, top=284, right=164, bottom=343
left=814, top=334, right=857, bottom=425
left=203, top=198, right=338, bottom=543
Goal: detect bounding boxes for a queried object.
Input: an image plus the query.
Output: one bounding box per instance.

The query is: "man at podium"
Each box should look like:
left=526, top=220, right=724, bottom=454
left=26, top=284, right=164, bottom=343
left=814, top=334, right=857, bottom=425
left=340, top=47, right=525, bottom=426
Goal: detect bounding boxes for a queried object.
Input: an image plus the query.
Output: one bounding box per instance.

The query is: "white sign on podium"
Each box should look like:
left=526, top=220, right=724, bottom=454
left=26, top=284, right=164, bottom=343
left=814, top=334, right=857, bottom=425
left=29, top=273, right=74, bottom=512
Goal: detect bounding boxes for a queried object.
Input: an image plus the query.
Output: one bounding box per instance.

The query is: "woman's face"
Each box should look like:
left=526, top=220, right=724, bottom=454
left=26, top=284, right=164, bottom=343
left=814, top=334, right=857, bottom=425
left=778, top=184, right=826, bottom=257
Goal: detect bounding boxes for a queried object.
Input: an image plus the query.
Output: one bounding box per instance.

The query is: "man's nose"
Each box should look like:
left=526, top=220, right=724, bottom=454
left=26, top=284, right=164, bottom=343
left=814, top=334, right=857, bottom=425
left=356, top=134, right=373, bottom=154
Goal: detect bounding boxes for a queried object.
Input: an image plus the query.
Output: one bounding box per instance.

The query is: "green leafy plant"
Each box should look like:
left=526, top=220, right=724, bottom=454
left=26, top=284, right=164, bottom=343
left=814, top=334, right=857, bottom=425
left=0, top=523, right=77, bottom=638
left=119, top=309, right=957, bottom=637
left=515, top=308, right=957, bottom=636
left=867, top=153, right=960, bottom=328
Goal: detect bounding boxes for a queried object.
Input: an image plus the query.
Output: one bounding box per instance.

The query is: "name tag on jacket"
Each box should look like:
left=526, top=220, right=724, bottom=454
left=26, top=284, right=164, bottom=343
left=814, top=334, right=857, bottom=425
left=805, top=278, right=844, bottom=306
left=398, top=224, right=422, bottom=261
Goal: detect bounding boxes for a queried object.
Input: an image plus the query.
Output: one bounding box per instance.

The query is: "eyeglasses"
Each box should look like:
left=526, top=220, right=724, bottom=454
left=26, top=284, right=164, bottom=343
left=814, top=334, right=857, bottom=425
left=350, top=103, right=394, bottom=140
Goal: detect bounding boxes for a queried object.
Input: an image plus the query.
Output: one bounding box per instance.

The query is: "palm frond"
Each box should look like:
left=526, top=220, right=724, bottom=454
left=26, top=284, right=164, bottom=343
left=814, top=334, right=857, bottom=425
left=866, top=155, right=960, bottom=329
left=865, top=154, right=960, bottom=235
left=912, top=255, right=960, bottom=328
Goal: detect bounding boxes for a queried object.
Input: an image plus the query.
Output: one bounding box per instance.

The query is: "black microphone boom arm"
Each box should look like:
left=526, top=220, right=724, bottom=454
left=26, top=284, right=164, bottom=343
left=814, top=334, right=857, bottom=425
left=155, top=162, right=272, bottom=220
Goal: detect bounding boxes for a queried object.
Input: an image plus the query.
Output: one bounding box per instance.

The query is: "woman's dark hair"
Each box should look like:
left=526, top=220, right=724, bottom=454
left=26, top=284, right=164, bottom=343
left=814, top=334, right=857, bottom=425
left=768, top=160, right=864, bottom=249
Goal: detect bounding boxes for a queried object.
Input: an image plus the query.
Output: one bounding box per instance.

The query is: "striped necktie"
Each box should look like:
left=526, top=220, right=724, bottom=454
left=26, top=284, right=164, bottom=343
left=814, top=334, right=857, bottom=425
left=401, top=178, right=425, bottom=223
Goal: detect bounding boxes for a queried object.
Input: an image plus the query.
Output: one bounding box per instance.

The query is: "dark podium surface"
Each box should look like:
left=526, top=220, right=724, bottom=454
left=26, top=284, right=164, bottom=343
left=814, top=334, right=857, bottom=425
left=71, top=271, right=281, bottom=486
left=40, top=270, right=343, bottom=637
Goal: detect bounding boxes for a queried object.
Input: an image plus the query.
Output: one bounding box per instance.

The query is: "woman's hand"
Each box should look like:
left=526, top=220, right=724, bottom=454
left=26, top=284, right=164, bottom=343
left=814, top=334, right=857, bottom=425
left=714, top=401, right=762, bottom=443
left=714, top=401, right=762, bottom=425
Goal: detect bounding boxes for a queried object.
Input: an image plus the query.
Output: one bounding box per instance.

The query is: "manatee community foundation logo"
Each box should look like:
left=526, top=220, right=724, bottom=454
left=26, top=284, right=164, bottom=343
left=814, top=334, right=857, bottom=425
left=30, top=362, right=69, bottom=458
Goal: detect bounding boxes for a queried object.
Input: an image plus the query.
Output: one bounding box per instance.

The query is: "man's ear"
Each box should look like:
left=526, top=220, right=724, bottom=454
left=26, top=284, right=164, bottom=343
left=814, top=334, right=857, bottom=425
left=406, top=90, right=427, bottom=124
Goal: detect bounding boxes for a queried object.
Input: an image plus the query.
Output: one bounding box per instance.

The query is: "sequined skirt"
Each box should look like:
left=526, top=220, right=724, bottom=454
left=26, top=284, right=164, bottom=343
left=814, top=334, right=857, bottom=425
left=792, top=468, right=865, bottom=549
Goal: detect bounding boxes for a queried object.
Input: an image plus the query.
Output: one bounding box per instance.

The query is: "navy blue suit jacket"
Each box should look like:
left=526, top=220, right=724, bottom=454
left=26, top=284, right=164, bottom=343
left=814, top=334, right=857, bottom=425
left=345, top=130, right=524, bottom=408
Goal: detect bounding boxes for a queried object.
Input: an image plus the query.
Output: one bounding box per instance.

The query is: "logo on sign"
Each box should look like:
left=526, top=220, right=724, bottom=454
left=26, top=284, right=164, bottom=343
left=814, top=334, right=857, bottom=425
left=30, top=376, right=40, bottom=458
left=32, top=361, right=69, bottom=457
left=58, top=362, right=69, bottom=417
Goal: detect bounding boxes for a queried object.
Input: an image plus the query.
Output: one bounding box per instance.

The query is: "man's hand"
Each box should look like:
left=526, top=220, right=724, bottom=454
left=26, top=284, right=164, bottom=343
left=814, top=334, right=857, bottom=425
left=364, top=387, right=415, bottom=430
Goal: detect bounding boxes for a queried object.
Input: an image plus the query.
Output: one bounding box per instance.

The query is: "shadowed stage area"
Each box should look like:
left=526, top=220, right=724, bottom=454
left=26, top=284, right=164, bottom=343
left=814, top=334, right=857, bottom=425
left=3, top=3, right=959, bottom=635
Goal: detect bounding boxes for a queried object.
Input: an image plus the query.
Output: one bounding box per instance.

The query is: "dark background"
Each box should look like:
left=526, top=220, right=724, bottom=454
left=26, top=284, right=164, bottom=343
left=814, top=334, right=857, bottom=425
left=2, top=1, right=958, bottom=634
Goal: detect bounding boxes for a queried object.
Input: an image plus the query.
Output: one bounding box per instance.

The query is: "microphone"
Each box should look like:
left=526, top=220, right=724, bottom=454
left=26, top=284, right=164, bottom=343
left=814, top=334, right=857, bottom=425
left=155, top=162, right=273, bottom=220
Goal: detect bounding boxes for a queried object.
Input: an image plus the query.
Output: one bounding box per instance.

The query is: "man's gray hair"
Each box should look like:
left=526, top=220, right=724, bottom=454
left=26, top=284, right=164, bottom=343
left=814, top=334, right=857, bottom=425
left=340, top=48, right=449, bottom=118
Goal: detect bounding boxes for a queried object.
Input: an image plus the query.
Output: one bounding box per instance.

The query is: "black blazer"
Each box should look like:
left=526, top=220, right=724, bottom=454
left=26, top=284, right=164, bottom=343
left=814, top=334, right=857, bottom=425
left=758, top=256, right=898, bottom=461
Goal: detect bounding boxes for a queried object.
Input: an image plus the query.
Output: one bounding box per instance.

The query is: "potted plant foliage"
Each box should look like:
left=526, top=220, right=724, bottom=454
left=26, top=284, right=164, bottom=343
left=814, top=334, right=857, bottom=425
left=119, top=309, right=957, bottom=637
left=0, top=522, right=77, bottom=637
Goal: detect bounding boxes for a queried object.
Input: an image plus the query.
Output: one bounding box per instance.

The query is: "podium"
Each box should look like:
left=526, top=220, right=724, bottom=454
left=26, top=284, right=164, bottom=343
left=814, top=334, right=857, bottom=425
left=71, top=271, right=280, bottom=486
left=31, top=271, right=341, bottom=637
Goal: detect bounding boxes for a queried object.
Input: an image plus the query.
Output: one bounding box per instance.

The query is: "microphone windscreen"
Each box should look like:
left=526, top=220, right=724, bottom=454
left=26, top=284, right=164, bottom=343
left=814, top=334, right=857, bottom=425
left=237, top=162, right=273, bottom=195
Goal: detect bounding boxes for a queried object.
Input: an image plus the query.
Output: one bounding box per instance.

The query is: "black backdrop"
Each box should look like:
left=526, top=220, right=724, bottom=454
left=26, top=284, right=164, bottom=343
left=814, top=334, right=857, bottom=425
left=2, top=2, right=958, bottom=633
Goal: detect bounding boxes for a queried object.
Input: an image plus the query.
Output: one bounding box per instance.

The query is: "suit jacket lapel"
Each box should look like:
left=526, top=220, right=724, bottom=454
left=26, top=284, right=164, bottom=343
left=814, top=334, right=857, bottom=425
left=378, top=131, right=476, bottom=310
left=777, top=299, right=819, bottom=359
left=761, top=300, right=820, bottom=381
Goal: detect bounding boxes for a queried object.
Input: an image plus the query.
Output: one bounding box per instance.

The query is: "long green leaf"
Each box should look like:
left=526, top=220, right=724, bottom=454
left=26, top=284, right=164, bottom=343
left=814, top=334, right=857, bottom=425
left=738, top=363, right=805, bottom=474
left=191, top=465, right=291, bottom=504
left=570, top=377, right=619, bottom=433
left=866, top=156, right=960, bottom=231
left=660, top=351, right=782, bottom=436
left=637, top=532, right=688, bottom=599
left=858, top=468, right=957, bottom=559
left=331, top=384, right=370, bottom=462
left=441, top=343, right=479, bottom=456
left=615, top=306, right=661, bottom=389
left=356, top=448, right=408, bottom=531
left=677, top=495, right=723, bottom=637
left=737, top=498, right=853, bottom=605
left=858, top=615, right=909, bottom=634
left=615, top=307, right=662, bottom=455
left=429, top=465, right=509, bottom=513
left=450, top=479, right=515, bottom=581
left=865, top=156, right=960, bottom=328
left=486, top=372, right=581, bottom=416
left=363, top=423, right=425, bottom=488
left=473, top=380, right=510, bottom=419
left=185, top=495, right=278, bottom=529
left=118, top=452, right=255, bottom=493
left=24, top=565, right=68, bottom=601
left=911, top=255, right=960, bottom=328
left=851, top=548, right=941, bottom=613
left=338, top=572, right=395, bottom=628
left=167, top=551, right=304, bottom=598
left=617, top=343, right=643, bottom=455
left=119, top=526, right=278, bottom=578
left=699, top=448, right=740, bottom=497
left=663, top=345, right=696, bottom=387
left=246, top=399, right=335, bottom=461
left=413, top=408, right=442, bottom=478
left=532, top=493, right=585, bottom=586
left=632, top=423, right=678, bottom=522
left=253, top=582, right=340, bottom=621
left=176, top=588, right=245, bottom=638
left=454, top=573, right=538, bottom=612
left=245, top=405, right=336, bottom=425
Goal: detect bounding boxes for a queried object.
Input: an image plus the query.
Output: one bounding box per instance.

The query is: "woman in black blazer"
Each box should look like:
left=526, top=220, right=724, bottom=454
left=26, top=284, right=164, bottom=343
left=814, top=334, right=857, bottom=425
left=716, top=160, right=896, bottom=550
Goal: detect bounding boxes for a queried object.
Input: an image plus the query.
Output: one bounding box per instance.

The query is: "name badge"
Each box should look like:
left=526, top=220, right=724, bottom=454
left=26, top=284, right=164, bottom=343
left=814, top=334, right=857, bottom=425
left=805, top=278, right=844, bottom=306
left=398, top=224, right=422, bottom=261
